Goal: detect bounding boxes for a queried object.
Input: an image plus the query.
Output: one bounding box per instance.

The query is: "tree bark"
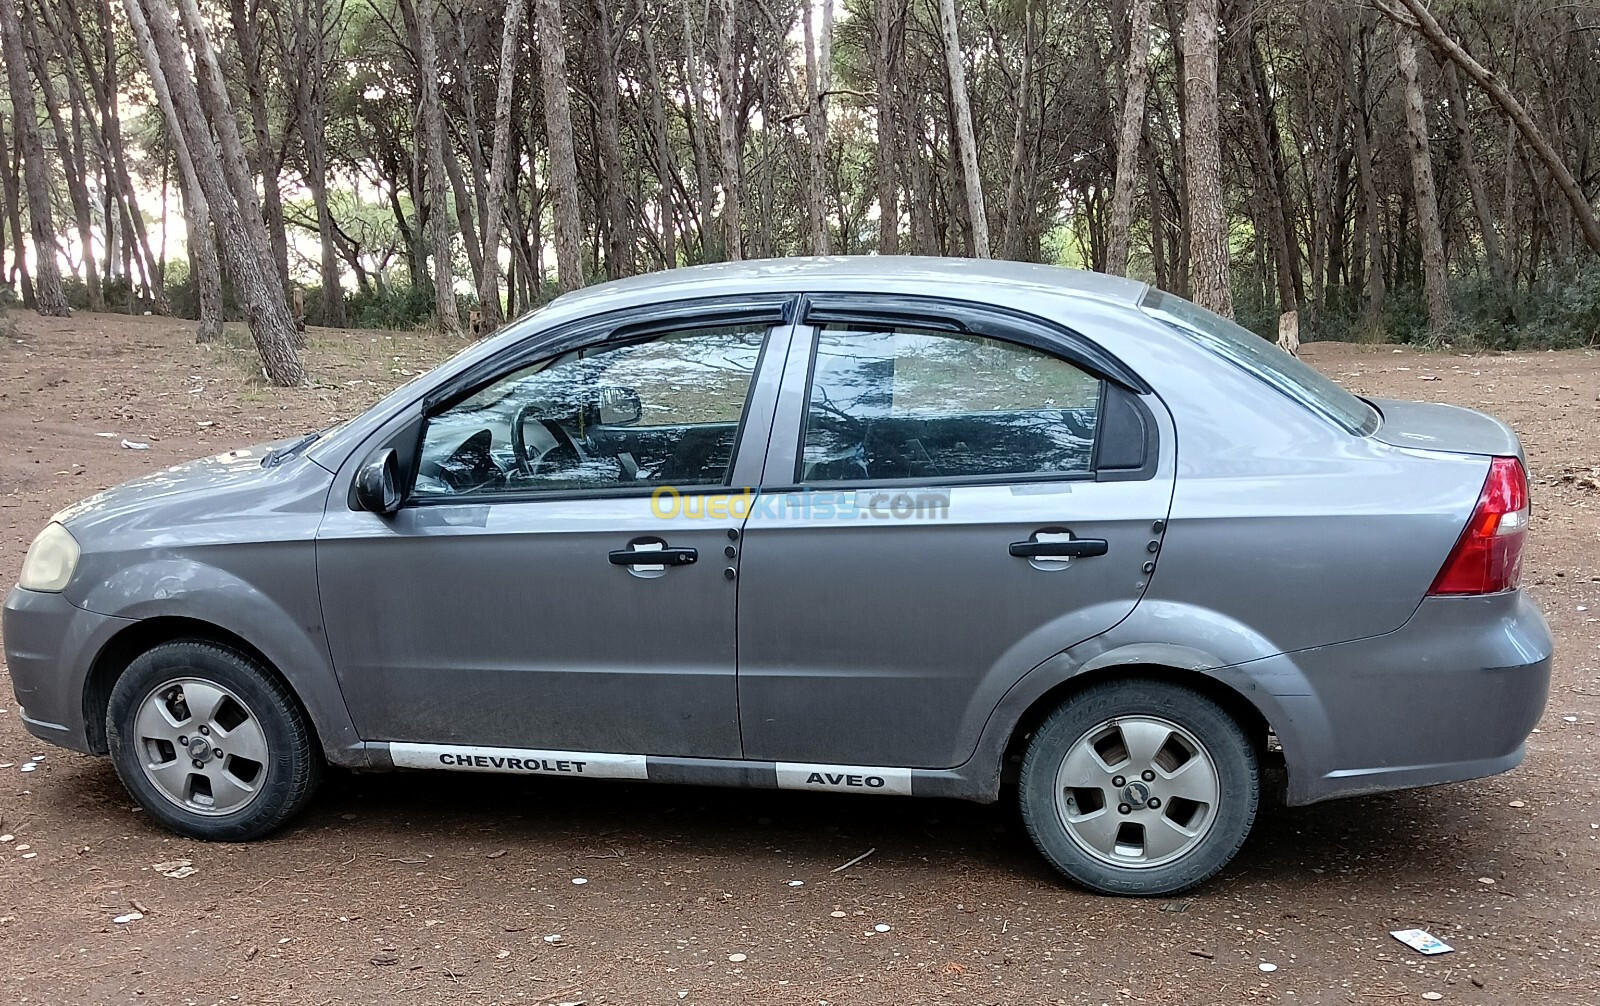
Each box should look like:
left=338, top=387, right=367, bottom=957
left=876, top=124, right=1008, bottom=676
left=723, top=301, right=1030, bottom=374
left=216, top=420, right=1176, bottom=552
left=1342, top=12, right=1386, bottom=319
left=801, top=0, right=830, bottom=255
left=226, top=0, right=291, bottom=295
left=1380, top=0, right=1600, bottom=256
left=0, top=111, right=34, bottom=306
left=292, top=0, right=347, bottom=326
left=534, top=0, right=585, bottom=291
left=1106, top=0, right=1153, bottom=277
left=639, top=3, right=676, bottom=268
left=21, top=4, right=101, bottom=310
left=936, top=0, right=988, bottom=257
left=126, top=0, right=304, bottom=383
left=407, top=0, right=464, bottom=332
left=477, top=0, right=525, bottom=329
left=1181, top=0, right=1231, bottom=316
left=714, top=0, right=743, bottom=260
left=998, top=0, right=1036, bottom=261
left=1442, top=63, right=1510, bottom=300
left=874, top=0, right=900, bottom=255
left=0, top=0, right=70, bottom=315
left=1396, top=31, right=1451, bottom=343
left=592, top=0, right=629, bottom=276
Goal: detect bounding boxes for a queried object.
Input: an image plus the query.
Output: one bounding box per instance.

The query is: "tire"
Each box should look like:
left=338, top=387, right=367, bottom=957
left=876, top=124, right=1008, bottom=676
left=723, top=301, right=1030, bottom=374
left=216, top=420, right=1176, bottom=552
left=1018, top=679, right=1258, bottom=896
left=106, top=640, right=322, bottom=841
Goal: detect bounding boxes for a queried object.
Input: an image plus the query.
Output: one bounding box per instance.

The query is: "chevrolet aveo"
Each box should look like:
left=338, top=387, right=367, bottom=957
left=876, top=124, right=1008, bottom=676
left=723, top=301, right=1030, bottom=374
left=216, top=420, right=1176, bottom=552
left=4, top=258, right=1553, bottom=895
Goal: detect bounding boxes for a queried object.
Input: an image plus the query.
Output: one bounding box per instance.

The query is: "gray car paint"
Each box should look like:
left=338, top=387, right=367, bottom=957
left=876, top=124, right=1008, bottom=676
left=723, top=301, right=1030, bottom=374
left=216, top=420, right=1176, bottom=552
left=3, top=257, right=1552, bottom=808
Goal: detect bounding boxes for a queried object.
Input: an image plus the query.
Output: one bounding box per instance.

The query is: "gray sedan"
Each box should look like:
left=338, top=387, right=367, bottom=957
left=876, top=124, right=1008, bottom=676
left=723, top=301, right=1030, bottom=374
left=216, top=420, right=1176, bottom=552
left=3, top=258, right=1552, bottom=896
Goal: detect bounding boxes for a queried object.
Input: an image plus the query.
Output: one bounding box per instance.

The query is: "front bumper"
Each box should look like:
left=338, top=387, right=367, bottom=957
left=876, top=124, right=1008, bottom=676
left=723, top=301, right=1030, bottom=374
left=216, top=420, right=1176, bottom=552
left=3, top=586, right=134, bottom=754
left=1265, top=590, right=1552, bottom=805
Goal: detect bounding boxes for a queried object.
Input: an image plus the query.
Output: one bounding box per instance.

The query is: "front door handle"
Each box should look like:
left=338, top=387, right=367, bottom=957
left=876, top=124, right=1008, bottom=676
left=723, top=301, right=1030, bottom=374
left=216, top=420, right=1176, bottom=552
left=1009, top=538, right=1109, bottom=559
left=609, top=546, right=698, bottom=566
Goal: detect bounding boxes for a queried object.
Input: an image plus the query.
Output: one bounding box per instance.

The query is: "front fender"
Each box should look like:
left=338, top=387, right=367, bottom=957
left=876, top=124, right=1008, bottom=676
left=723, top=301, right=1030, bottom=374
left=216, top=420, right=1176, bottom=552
left=72, top=557, right=364, bottom=764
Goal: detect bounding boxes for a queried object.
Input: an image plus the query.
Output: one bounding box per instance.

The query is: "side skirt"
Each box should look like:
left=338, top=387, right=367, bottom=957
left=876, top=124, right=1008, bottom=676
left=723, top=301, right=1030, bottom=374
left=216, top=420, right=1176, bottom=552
left=357, top=741, right=992, bottom=802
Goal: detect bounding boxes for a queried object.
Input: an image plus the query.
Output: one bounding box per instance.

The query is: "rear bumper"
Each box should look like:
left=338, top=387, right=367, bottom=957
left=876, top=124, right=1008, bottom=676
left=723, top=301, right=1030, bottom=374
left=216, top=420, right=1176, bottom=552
left=3, top=586, right=133, bottom=754
left=1266, top=590, right=1551, bottom=805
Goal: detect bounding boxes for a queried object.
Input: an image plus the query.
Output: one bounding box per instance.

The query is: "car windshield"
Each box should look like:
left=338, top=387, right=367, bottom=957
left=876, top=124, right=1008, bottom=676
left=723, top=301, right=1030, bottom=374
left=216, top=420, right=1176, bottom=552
left=1139, top=290, right=1379, bottom=436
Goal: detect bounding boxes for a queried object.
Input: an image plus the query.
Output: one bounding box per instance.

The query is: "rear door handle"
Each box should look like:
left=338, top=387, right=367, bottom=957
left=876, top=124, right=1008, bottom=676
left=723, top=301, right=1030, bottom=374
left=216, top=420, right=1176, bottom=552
left=609, top=546, right=698, bottom=566
left=1009, top=539, right=1109, bottom=559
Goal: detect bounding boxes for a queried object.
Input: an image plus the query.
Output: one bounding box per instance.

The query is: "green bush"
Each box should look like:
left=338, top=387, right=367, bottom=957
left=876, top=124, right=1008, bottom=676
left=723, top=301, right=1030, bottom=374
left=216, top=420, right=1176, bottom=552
left=346, top=283, right=438, bottom=330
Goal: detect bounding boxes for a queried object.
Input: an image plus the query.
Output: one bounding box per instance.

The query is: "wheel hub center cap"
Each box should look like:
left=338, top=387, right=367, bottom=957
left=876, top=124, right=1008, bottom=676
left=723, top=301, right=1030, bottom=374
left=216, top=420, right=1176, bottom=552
left=1120, top=781, right=1151, bottom=806
left=187, top=736, right=215, bottom=764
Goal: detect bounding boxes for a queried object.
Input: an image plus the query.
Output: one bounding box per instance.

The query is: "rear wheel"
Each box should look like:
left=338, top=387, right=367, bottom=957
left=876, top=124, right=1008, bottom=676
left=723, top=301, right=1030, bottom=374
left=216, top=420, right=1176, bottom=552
left=1019, top=679, right=1258, bottom=895
left=107, top=641, right=321, bottom=841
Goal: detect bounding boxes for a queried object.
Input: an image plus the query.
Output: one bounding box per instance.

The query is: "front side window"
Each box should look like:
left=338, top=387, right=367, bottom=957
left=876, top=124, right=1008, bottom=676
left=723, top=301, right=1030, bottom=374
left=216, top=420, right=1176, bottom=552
left=801, top=324, right=1103, bottom=483
left=413, top=325, right=765, bottom=499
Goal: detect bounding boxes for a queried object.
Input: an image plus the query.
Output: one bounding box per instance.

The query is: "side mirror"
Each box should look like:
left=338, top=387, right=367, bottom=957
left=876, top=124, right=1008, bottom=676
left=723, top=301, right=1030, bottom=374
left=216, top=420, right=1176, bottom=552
left=354, top=448, right=402, bottom=515
left=594, top=386, right=642, bottom=426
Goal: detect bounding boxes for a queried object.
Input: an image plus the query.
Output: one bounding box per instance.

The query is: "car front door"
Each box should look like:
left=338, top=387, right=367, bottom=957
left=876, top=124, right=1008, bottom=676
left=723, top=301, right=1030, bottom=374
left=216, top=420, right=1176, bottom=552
left=317, top=313, right=793, bottom=763
left=736, top=298, right=1176, bottom=772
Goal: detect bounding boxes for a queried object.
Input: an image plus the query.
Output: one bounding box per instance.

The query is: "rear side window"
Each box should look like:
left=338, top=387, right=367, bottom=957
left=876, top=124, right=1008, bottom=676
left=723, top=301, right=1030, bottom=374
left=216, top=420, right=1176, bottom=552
left=1140, top=290, right=1379, bottom=435
left=800, top=324, right=1103, bottom=483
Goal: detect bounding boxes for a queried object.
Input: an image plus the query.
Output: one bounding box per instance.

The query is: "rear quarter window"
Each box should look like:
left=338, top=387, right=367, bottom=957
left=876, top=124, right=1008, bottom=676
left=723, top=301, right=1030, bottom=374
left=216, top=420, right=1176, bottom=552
left=1140, top=290, right=1379, bottom=436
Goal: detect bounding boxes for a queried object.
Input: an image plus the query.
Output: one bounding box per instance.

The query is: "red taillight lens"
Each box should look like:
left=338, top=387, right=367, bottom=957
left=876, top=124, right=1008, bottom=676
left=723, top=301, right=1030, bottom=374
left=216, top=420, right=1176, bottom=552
left=1429, top=456, right=1530, bottom=596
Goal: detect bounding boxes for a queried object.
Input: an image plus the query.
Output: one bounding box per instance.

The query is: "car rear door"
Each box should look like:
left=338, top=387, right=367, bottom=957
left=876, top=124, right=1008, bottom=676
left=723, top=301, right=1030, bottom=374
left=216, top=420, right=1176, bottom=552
left=316, top=309, right=797, bottom=762
left=734, top=296, right=1176, bottom=772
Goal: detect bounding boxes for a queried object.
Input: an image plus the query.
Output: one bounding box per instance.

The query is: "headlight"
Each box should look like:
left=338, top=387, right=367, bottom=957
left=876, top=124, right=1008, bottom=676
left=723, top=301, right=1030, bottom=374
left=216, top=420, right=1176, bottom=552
left=18, top=522, right=81, bottom=592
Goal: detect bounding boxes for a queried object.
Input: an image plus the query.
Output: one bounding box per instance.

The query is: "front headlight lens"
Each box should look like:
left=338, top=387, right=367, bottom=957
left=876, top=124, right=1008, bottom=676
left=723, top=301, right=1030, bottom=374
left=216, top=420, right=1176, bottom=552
left=18, top=522, right=81, bottom=592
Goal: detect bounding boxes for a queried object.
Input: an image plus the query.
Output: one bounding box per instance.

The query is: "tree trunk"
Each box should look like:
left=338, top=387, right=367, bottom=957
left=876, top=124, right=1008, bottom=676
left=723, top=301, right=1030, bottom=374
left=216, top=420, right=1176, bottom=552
left=639, top=4, right=676, bottom=268
left=173, top=0, right=277, bottom=288
left=1442, top=64, right=1510, bottom=301
left=593, top=0, right=629, bottom=276
left=0, top=0, right=70, bottom=315
left=680, top=0, right=714, bottom=257
left=1343, top=12, right=1386, bottom=319
left=293, top=0, right=346, bottom=327
left=714, top=0, right=743, bottom=260
left=1181, top=0, right=1231, bottom=316
left=408, top=0, right=464, bottom=332
left=534, top=0, right=585, bottom=291
left=477, top=0, right=524, bottom=329
left=998, top=0, right=1036, bottom=260
left=21, top=5, right=102, bottom=310
left=936, top=0, right=989, bottom=257
left=126, top=0, right=304, bottom=383
left=1106, top=0, right=1153, bottom=277
left=1381, top=0, right=1600, bottom=256
left=874, top=0, right=900, bottom=255
left=1396, top=31, right=1451, bottom=343
left=0, top=111, right=34, bottom=305
left=1235, top=23, right=1296, bottom=317
left=226, top=0, right=291, bottom=295
left=801, top=0, right=830, bottom=255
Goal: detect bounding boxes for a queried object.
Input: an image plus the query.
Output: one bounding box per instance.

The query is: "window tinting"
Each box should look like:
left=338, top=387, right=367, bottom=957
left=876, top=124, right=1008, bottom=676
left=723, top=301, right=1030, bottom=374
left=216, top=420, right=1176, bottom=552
left=801, top=325, right=1103, bottom=483
left=1140, top=290, right=1379, bottom=435
left=413, top=325, right=765, bottom=498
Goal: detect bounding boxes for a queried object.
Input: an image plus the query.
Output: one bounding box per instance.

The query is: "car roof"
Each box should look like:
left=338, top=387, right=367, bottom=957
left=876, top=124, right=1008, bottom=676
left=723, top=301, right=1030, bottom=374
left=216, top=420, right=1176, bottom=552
left=546, top=256, right=1151, bottom=313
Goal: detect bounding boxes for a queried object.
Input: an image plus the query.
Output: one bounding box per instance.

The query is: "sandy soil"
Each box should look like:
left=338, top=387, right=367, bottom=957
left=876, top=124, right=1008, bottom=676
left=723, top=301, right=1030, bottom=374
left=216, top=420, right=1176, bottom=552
left=1, top=313, right=1596, bottom=1005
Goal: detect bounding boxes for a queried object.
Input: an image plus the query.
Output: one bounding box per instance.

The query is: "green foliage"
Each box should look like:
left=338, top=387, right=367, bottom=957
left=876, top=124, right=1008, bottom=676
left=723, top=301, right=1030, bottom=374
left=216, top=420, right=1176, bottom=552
left=345, top=283, right=438, bottom=330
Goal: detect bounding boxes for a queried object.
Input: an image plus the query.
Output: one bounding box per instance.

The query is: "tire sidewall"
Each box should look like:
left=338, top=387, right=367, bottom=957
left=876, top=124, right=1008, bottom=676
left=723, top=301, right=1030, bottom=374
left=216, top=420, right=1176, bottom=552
left=107, top=642, right=314, bottom=841
left=1019, top=681, right=1259, bottom=896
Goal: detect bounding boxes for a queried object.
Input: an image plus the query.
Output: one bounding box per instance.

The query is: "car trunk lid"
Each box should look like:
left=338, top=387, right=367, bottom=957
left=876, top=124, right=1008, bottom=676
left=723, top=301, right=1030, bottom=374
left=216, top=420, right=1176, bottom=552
left=1368, top=398, right=1524, bottom=462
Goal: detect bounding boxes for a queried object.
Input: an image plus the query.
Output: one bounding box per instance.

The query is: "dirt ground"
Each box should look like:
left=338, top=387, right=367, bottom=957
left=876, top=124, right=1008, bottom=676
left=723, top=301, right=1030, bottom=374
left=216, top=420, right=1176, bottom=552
left=1, top=312, right=1597, bottom=1005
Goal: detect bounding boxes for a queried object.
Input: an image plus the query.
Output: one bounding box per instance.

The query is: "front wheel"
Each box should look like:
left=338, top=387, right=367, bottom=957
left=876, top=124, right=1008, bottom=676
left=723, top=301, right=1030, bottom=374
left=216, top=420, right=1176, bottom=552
left=1019, top=679, right=1258, bottom=896
left=107, top=641, right=322, bottom=841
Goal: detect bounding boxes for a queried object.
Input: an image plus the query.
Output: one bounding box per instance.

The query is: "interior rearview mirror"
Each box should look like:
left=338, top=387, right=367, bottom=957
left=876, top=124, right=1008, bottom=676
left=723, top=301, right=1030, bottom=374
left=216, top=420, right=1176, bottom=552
left=354, top=448, right=402, bottom=515
left=594, top=386, right=642, bottom=426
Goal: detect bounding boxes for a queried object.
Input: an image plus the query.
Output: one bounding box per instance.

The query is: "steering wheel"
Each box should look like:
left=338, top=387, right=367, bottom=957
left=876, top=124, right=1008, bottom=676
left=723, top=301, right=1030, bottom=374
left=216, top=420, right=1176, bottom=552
left=511, top=404, right=582, bottom=476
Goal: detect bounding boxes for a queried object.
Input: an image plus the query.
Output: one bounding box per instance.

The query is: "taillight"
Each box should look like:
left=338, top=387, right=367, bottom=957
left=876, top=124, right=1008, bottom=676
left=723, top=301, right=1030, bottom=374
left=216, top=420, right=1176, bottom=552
left=1429, top=456, right=1530, bottom=595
